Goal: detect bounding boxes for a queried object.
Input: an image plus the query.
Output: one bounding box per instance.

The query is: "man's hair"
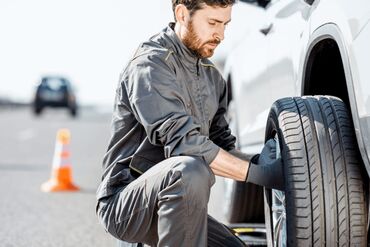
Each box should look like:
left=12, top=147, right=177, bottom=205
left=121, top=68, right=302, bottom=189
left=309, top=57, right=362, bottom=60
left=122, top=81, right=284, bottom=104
left=172, top=0, right=236, bottom=20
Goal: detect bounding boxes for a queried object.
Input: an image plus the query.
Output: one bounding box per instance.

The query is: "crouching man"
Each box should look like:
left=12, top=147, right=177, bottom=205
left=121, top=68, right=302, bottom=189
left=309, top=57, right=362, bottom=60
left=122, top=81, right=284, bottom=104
left=96, top=1, right=284, bottom=246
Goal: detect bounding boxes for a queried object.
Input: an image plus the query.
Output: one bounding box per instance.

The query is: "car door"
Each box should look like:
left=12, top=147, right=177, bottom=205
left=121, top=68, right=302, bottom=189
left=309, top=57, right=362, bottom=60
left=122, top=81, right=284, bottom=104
left=227, top=12, right=273, bottom=154
left=264, top=0, right=310, bottom=101
left=224, top=0, right=310, bottom=154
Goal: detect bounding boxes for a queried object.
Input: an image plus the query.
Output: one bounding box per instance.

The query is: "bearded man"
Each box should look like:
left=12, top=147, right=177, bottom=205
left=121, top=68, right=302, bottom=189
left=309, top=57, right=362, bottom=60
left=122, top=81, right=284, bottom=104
left=96, top=1, right=284, bottom=246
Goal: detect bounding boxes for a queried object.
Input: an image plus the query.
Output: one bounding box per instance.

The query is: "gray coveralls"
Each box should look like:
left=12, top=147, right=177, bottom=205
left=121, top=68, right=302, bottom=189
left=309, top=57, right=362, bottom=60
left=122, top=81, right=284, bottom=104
left=96, top=23, right=246, bottom=247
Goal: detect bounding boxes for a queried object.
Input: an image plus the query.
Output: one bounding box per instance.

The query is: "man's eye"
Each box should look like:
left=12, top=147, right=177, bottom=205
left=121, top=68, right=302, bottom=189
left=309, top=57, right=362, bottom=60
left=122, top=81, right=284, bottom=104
left=209, top=22, right=216, bottom=26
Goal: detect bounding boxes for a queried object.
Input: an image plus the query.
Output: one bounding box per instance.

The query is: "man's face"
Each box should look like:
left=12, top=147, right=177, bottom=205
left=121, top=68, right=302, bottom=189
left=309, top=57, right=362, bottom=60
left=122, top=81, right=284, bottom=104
left=182, top=4, right=232, bottom=58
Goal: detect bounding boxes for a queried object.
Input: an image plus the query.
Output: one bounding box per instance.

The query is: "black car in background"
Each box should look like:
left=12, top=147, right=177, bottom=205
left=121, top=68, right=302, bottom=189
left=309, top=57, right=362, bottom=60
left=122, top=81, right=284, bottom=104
left=33, top=76, right=77, bottom=117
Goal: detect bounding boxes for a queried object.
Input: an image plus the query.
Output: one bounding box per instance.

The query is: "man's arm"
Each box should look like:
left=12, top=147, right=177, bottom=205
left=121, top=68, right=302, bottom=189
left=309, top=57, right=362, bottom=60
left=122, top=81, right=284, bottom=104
left=210, top=140, right=285, bottom=190
left=209, top=148, right=248, bottom=181
left=126, top=54, right=220, bottom=165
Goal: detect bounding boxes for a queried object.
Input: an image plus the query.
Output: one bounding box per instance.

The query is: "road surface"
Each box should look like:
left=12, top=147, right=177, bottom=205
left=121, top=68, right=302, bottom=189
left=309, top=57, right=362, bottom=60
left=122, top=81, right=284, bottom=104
left=0, top=105, right=239, bottom=246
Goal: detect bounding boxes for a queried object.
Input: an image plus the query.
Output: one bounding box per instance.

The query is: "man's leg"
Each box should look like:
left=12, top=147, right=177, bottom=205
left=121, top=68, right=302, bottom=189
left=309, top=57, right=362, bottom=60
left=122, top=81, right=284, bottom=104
left=99, top=155, right=245, bottom=246
left=116, top=215, right=246, bottom=247
left=115, top=215, right=247, bottom=247
left=99, top=156, right=212, bottom=246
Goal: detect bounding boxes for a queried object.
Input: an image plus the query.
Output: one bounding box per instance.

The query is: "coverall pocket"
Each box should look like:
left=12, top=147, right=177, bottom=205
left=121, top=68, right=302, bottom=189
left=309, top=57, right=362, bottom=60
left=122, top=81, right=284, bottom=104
left=113, top=180, right=150, bottom=241
left=129, top=154, right=156, bottom=176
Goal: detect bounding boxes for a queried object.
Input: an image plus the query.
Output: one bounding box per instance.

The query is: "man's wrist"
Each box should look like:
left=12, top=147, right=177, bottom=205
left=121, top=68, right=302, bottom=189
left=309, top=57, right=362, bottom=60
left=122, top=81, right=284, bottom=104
left=250, top=154, right=260, bottom=165
left=245, top=154, right=259, bottom=182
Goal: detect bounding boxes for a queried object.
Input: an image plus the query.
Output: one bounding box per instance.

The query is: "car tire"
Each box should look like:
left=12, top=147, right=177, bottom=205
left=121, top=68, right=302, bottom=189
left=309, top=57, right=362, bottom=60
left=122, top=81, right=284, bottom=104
left=224, top=180, right=264, bottom=223
left=70, top=107, right=77, bottom=117
left=33, top=106, right=42, bottom=115
left=263, top=96, right=367, bottom=246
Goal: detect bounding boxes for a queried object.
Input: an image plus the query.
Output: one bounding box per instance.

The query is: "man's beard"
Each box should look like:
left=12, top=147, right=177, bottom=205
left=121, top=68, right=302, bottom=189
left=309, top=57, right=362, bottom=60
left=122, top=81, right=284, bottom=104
left=182, top=20, right=220, bottom=58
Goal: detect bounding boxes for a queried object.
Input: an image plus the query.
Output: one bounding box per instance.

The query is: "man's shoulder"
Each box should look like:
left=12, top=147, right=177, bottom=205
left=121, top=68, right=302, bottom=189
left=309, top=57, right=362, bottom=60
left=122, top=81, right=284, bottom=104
left=129, top=35, right=174, bottom=66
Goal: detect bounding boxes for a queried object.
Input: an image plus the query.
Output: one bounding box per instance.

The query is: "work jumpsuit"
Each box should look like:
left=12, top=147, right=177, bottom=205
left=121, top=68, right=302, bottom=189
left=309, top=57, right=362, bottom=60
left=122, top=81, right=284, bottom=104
left=96, top=23, right=246, bottom=247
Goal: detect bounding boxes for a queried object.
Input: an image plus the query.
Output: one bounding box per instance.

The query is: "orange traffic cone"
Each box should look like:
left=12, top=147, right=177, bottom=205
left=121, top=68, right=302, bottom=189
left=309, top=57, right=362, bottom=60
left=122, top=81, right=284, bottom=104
left=41, top=128, right=79, bottom=192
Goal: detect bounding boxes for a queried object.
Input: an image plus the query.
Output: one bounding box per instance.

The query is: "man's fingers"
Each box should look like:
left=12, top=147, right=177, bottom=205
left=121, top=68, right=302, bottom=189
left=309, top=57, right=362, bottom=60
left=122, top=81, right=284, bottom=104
left=265, top=139, right=276, bottom=148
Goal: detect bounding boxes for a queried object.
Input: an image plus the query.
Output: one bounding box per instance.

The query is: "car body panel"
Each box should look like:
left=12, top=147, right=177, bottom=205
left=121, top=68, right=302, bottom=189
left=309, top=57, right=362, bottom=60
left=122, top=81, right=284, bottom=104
left=212, top=1, right=266, bottom=69
left=348, top=21, right=370, bottom=173
left=225, top=30, right=270, bottom=151
left=224, top=0, right=370, bottom=173
left=307, top=0, right=370, bottom=173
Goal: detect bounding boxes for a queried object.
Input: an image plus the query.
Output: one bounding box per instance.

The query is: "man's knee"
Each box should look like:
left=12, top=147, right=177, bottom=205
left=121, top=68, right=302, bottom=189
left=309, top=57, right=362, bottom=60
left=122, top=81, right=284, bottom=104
left=174, top=156, right=214, bottom=185
left=169, top=156, right=215, bottom=202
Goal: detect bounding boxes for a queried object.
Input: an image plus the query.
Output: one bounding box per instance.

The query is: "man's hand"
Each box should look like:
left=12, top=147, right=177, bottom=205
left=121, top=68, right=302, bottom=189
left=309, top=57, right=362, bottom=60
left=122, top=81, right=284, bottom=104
left=245, top=139, right=285, bottom=191
left=258, top=138, right=277, bottom=164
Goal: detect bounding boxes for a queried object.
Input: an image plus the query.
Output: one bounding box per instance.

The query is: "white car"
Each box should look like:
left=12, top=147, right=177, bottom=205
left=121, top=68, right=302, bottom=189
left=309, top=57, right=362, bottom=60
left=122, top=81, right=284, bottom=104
left=223, top=0, right=370, bottom=246
left=211, top=0, right=266, bottom=70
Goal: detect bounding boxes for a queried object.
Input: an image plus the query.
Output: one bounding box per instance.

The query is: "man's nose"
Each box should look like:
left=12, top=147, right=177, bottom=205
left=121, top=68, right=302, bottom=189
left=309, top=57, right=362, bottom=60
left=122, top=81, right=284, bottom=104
left=214, top=27, right=225, bottom=41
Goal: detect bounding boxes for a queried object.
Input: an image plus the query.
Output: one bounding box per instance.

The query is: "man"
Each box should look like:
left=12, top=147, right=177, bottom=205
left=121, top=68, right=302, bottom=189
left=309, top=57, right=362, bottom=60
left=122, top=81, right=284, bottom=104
left=96, top=0, right=284, bottom=246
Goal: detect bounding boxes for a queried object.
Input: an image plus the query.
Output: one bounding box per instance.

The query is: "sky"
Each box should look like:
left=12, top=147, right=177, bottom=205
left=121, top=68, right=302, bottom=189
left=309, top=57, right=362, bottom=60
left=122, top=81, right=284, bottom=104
left=0, top=0, right=174, bottom=106
left=0, top=0, right=262, bottom=107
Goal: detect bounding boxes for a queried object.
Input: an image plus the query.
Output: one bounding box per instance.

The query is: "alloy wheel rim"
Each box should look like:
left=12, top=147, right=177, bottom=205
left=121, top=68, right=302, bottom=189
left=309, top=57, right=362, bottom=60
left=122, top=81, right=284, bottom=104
left=272, top=189, right=286, bottom=246
left=272, top=136, right=287, bottom=247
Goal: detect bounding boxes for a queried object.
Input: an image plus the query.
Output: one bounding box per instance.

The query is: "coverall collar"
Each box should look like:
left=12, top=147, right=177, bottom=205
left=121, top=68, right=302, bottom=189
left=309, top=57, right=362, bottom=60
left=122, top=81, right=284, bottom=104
left=165, top=23, right=200, bottom=70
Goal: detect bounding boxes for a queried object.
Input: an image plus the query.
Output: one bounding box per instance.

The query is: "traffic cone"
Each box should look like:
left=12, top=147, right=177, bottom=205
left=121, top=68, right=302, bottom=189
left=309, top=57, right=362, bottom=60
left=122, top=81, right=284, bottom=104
left=41, top=128, right=79, bottom=192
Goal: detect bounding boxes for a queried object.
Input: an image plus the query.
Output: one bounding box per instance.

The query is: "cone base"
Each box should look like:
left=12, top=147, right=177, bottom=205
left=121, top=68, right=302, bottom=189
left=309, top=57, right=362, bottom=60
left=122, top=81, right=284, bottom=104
left=41, top=166, right=79, bottom=192
left=41, top=179, right=80, bottom=192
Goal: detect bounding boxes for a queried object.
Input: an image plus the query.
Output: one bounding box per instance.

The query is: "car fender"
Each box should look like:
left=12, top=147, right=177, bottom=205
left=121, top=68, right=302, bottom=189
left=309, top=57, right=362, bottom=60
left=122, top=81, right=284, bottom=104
left=301, top=22, right=370, bottom=175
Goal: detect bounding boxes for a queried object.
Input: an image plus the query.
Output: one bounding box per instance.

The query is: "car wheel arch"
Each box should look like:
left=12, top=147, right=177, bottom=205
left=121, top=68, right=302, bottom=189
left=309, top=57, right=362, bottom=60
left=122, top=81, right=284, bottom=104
left=302, top=24, right=350, bottom=105
left=301, top=22, right=370, bottom=177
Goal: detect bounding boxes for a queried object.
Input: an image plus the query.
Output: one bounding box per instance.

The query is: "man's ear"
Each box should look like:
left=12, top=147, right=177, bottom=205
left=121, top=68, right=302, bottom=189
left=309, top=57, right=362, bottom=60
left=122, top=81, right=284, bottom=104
left=174, top=4, right=189, bottom=25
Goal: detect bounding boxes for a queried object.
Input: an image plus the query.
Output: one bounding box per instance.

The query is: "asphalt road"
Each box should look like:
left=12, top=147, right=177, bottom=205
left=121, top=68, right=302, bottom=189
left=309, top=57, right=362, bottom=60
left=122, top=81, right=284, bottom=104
left=0, top=106, right=116, bottom=247
left=0, top=105, right=230, bottom=246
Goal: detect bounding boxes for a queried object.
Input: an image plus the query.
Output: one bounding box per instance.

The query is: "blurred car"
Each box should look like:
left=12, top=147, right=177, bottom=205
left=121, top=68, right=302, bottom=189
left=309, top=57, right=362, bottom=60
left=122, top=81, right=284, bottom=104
left=33, top=76, right=78, bottom=117
left=222, top=0, right=370, bottom=246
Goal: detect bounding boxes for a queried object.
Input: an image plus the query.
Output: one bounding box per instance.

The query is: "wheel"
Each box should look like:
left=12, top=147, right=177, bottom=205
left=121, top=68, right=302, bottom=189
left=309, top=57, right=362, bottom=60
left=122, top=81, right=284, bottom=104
left=224, top=179, right=264, bottom=223
left=70, top=107, right=77, bottom=117
left=33, top=106, right=42, bottom=115
left=263, top=96, right=367, bottom=246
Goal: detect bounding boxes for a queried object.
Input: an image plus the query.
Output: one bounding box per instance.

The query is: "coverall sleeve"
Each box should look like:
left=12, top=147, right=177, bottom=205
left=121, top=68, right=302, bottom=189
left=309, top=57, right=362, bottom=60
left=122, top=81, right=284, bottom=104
left=209, top=78, right=236, bottom=151
left=125, top=55, right=220, bottom=165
